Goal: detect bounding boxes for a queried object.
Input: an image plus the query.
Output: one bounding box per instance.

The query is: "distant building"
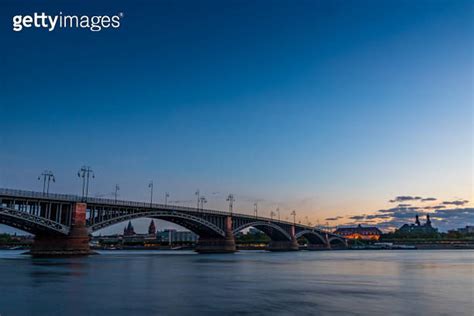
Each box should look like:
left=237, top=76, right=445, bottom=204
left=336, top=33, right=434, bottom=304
left=334, top=224, right=382, bottom=240
left=457, top=226, right=474, bottom=235
left=148, top=220, right=156, bottom=236
left=396, top=214, right=438, bottom=236
left=156, top=229, right=198, bottom=243
left=123, top=221, right=135, bottom=236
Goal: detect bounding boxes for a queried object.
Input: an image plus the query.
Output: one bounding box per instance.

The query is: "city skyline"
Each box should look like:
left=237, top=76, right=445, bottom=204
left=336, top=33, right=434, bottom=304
left=1, top=0, right=472, bottom=233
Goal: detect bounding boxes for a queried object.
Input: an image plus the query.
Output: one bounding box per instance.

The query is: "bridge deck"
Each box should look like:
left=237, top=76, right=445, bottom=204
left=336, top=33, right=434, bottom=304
left=0, top=188, right=311, bottom=230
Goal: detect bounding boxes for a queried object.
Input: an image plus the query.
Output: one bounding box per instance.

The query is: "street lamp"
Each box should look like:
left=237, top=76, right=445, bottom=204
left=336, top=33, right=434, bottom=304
left=254, top=202, right=258, bottom=219
left=199, top=196, right=207, bottom=210
left=165, top=192, right=170, bottom=206
left=195, top=189, right=200, bottom=210
left=276, top=208, right=280, bottom=222
left=148, top=181, right=154, bottom=207
left=290, top=210, right=296, bottom=226
left=77, top=166, right=94, bottom=200
left=270, top=211, right=276, bottom=221
left=38, top=170, right=55, bottom=195
left=114, top=184, right=120, bottom=203
left=226, top=194, right=235, bottom=216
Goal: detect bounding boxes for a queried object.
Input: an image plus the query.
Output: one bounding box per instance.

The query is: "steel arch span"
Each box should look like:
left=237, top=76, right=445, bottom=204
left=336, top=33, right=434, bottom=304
left=89, top=210, right=226, bottom=238
left=295, top=230, right=327, bottom=245
left=329, top=236, right=348, bottom=247
left=232, top=221, right=292, bottom=241
left=0, top=205, right=69, bottom=235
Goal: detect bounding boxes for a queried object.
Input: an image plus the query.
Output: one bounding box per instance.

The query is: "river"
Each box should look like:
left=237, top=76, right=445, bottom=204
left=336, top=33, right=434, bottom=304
left=0, top=250, right=472, bottom=315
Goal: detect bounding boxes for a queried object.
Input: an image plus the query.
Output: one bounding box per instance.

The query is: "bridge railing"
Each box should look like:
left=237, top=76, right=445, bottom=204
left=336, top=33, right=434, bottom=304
left=0, top=188, right=263, bottom=218
left=0, top=188, right=83, bottom=202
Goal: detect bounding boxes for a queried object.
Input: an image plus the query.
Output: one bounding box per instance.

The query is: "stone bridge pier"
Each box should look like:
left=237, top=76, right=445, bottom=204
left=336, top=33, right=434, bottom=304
left=195, top=216, right=236, bottom=253
left=30, top=203, right=93, bottom=257
left=306, top=233, right=331, bottom=250
left=268, top=225, right=299, bottom=251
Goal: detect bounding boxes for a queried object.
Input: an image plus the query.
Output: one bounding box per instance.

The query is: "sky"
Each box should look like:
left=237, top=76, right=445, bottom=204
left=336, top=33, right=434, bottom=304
left=0, top=0, right=472, bottom=234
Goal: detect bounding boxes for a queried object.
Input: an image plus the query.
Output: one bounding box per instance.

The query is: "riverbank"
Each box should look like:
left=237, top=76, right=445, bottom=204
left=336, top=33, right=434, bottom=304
left=383, top=240, right=474, bottom=249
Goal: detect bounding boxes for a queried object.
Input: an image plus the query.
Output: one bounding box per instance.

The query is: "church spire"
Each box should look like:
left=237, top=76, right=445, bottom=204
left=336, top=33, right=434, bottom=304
left=124, top=221, right=135, bottom=236
left=148, top=219, right=156, bottom=236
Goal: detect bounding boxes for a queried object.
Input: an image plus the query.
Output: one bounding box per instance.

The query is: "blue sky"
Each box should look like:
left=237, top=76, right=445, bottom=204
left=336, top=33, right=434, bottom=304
left=0, top=0, right=472, bottom=233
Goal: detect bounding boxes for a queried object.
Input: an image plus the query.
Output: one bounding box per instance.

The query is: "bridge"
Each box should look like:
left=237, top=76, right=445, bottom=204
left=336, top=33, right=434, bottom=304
left=0, top=188, right=347, bottom=256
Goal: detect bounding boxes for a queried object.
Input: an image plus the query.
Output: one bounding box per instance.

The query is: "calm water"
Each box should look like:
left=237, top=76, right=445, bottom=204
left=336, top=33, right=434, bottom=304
left=0, top=250, right=473, bottom=315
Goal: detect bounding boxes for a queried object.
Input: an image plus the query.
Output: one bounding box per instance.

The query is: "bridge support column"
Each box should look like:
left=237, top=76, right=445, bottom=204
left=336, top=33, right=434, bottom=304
left=31, top=203, right=93, bottom=257
left=268, top=225, right=299, bottom=251
left=325, top=233, right=331, bottom=249
left=195, top=216, right=236, bottom=254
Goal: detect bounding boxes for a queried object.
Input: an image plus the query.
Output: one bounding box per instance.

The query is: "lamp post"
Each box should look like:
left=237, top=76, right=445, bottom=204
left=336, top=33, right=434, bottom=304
left=276, top=208, right=280, bottom=222
left=77, top=166, right=94, bottom=200
left=195, top=190, right=200, bottom=210
left=114, top=184, right=120, bottom=203
left=270, top=211, right=275, bottom=221
left=291, top=210, right=296, bottom=226
left=38, top=170, right=55, bottom=195
left=199, top=196, right=207, bottom=210
left=165, top=192, right=170, bottom=206
left=254, top=202, right=258, bottom=219
left=148, top=181, right=154, bottom=207
left=226, top=194, right=235, bottom=216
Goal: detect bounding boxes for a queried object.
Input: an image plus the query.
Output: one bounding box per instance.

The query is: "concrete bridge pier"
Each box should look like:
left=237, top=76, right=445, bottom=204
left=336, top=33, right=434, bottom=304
left=30, top=203, right=93, bottom=257
left=325, top=233, right=331, bottom=249
left=268, top=225, right=299, bottom=251
left=195, top=216, right=236, bottom=254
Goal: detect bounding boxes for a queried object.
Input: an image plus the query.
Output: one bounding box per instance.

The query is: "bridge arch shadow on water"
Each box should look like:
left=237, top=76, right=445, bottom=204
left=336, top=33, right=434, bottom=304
left=0, top=188, right=348, bottom=255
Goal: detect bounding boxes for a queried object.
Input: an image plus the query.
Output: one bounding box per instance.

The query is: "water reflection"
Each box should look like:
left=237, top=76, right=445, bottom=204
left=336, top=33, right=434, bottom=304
left=0, top=250, right=472, bottom=315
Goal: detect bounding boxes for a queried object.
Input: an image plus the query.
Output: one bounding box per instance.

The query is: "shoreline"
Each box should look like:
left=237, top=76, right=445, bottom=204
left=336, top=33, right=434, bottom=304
left=2, top=245, right=474, bottom=251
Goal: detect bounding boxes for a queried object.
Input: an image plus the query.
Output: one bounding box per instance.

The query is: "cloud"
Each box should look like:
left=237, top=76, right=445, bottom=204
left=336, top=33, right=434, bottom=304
left=338, top=194, right=472, bottom=232
left=424, top=205, right=446, bottom=210
left=389, top=196, right=422, bottom=203
left=351, top=207, right=473, bottom=232
left=428, top=208, right=474, bottom=231
left=431, top=208, right=473, bottom=219
left=348, top=215, right=366, bottom=220
left=442, top=200, right=469, bottom=206
left=343, top=220, right=377, bottom=225
left=389, top=196, right=439, bottom=203
left=325, top=216, right=343, bottom=221
left=365, top=214, right=391, bottom=220
left=388, top=205, right=420, bottom=212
